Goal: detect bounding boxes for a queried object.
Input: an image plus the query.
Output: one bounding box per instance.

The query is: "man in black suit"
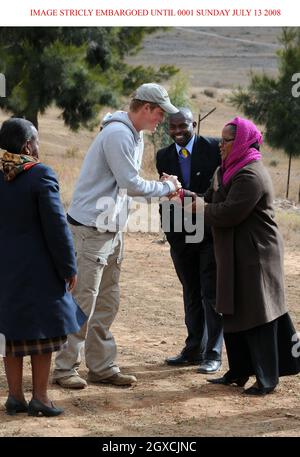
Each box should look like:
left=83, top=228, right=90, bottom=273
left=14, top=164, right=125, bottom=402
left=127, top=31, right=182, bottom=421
left=156, top=108, right=223, bottom=373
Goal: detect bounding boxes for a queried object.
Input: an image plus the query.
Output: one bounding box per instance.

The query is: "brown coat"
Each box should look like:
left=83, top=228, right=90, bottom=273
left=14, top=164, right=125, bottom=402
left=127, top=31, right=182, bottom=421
left=204, top=161, right=286, bottom=333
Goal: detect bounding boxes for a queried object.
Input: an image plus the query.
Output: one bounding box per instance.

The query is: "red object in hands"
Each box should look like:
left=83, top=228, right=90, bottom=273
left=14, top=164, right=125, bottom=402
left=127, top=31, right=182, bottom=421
left=178, top=189, right=185, bottom=202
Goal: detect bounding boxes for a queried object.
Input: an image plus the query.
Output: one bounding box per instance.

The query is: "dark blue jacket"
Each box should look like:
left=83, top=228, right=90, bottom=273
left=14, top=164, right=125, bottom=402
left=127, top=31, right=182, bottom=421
left=0, top=163, right=87, bottom=340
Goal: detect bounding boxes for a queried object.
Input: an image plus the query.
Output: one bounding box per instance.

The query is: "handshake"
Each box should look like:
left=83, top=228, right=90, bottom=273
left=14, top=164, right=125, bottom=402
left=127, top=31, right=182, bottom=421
left=160, top=172, right=182, bottom=193
left=160, top=173, right=204, bottom=212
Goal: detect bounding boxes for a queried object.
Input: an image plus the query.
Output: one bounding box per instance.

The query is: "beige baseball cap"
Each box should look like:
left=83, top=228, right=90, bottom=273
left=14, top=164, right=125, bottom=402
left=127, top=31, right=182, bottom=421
left=133, top=83, right=179, bottom=114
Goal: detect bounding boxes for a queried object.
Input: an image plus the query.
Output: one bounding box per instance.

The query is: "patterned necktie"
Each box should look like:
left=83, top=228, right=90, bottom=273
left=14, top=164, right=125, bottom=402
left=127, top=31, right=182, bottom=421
left=180, top=148, right=189, bottom=158
left=178, top=148, right=191, bottom=188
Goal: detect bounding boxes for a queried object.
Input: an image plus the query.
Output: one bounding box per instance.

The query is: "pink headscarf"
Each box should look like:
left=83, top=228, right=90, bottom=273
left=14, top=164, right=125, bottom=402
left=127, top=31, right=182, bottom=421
left=222, top=117, right=262, bottom=186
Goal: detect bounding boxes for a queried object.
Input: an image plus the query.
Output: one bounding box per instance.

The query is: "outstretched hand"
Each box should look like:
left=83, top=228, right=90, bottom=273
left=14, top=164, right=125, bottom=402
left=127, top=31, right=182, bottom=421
left=160, top=173, right=182, bottom=191
left=160, top=187, right=204, bottom=213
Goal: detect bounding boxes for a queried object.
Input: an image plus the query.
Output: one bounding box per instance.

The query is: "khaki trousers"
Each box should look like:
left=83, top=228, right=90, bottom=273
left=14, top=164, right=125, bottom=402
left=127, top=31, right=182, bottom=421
left=53, top=225, right=123, bottom=380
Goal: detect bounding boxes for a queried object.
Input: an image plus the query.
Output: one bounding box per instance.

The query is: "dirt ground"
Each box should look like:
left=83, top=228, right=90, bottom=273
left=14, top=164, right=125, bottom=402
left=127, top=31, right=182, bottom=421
left=0, top=232, right=299, bottom=437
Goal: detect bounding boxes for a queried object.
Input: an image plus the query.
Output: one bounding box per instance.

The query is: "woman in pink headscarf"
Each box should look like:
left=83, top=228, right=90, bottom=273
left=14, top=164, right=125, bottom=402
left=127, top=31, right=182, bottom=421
left=204, top=117, right=300, bottom=395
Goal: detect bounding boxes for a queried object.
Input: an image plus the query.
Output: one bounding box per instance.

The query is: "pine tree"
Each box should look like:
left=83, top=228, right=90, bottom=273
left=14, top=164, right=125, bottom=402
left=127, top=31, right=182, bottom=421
left=0, top=27, right=177, bottom=131
left=230, top=28, right=300, bottom=198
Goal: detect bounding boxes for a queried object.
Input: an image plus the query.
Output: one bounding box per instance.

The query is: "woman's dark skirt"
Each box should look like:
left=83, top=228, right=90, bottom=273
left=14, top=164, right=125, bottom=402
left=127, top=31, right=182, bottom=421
left=5, top=336, right=67, bottom=357
left=224, top=313, right=300, bottom=389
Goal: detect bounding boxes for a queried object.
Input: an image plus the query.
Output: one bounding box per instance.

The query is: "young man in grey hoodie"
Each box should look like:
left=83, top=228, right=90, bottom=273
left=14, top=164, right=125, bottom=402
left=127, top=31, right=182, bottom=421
left=53, top=83, right=180, bottom=388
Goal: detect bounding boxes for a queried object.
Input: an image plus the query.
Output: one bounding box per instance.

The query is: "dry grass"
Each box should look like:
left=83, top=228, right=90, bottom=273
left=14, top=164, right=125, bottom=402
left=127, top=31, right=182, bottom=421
left=263, top=147, right=300, bottom=203
left=275, top=210, right=300, bottom=248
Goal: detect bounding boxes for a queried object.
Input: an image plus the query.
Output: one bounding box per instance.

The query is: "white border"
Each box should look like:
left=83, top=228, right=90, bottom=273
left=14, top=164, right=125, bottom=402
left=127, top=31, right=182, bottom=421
left=0, top=0, right=298, bottom=26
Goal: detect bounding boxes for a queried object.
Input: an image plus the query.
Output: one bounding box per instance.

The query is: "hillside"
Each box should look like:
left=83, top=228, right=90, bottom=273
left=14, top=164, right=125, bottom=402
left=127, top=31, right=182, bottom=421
left=127, top=27, right=282, bottom=88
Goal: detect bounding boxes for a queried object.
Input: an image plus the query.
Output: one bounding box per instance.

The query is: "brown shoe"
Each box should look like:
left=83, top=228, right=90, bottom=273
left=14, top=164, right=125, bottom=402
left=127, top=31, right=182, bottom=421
left=54, top=375, right=87, bottom=389
left=88, top=372, right=137, bottom=386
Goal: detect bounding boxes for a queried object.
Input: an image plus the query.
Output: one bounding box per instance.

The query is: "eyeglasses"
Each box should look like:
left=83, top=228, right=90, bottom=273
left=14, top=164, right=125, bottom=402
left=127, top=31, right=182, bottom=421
left=220, top=138, right=235, bottom=144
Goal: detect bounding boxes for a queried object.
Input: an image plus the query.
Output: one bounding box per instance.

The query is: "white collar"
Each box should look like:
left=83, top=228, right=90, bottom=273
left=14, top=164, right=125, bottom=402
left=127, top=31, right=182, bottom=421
left=175, top=135, right=195, bottom=156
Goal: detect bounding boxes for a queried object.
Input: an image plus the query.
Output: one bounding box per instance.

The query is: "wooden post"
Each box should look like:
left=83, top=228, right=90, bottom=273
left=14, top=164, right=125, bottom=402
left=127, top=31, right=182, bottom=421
left=286, top=151, right=292, bottom=199
left=198, top=107, right=216, bottom=135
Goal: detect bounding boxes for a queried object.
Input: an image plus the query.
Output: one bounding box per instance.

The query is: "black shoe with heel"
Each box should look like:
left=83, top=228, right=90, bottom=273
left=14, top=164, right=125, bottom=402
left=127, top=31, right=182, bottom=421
left=5, top=396, right=28, bottom=415
left=207, top=375, right=249, bottom=387
left=28, top=399, right=64, bottom=417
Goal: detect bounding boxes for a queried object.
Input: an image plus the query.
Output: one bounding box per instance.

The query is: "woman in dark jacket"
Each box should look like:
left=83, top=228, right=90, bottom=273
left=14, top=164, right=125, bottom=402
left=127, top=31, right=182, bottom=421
left=0, top=118, right=86, bottom=415
left=204, top=116, right=300, bottom=395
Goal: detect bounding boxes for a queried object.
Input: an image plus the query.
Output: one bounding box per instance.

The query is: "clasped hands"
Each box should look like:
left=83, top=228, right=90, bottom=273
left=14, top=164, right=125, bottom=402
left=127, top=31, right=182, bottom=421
left=160, top=173, right=204, bottom=212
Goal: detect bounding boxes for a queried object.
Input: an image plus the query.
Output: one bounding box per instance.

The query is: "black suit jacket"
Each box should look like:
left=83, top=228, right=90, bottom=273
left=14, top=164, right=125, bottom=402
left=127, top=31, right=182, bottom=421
left=156, top=135, right=221, bottom=245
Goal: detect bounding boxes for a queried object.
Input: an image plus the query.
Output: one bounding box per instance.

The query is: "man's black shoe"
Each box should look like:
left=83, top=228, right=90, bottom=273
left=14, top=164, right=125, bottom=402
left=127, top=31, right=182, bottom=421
left=165, top=354, right=201, bottom=366
left=197, top=360, right=221, bottom=374
left=207, top=375, right=248, bottom=387
left=243, top=385, right=275, bottom=396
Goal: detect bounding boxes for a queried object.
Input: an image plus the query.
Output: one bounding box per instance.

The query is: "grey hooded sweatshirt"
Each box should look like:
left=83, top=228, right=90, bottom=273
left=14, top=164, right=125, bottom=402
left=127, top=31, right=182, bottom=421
left=68, top=111, right=174, bottom=231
